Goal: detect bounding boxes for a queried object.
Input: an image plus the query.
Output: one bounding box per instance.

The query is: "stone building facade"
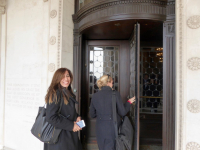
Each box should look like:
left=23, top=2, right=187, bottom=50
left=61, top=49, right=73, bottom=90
left=0, top=0, right=200, bottom=150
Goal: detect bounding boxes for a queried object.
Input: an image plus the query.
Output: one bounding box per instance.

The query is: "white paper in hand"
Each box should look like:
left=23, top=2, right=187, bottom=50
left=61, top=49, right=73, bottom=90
left=76, top=120, right=86, bottom=128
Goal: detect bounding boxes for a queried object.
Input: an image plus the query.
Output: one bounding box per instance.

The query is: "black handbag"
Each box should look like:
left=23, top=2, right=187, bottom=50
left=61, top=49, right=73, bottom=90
left=112, top=91, right=134, bottom=150
left=31, top=94, right=63, bottom=144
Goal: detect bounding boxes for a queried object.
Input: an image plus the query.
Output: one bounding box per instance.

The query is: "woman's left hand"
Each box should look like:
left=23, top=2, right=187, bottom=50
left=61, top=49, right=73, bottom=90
left=76, top=116, right=81, bottom=122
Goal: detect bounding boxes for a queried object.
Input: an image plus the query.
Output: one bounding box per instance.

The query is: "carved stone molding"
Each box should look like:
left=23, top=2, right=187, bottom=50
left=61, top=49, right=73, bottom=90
left=178, top=0, right=184, bottom=149
left=76, top=0, right=167, bottom=21
left=73, top=0, right=167, bottom=32
left=167, top=23, right=175, bottom=34
left=0, top=6, right=5, bottom=14
left=49, top=36, right=56, bottom=45
left=187, top=99, right=200, bottom=113
left=167, top=1, right=175, bottom=16
left=187, top=16, right=200, bottom=29
left=73, top=30, right=79, bottom=46
left=48, top=63, right=55, bottom=72
left=50, top=10, right=57, bottom=18
left=57, top=0, right=62, bottom=68
left=187, top=57, right=200, bottom=70
left=0, top=0, right=6, bottom=6
left=0, top=0, right=6, bottom=14
left=186, top=142, right=200, bottom=150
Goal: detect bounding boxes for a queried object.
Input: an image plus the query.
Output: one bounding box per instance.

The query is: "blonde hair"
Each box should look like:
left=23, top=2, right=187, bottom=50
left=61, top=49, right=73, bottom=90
left=97, top=74, right=112, bottom=90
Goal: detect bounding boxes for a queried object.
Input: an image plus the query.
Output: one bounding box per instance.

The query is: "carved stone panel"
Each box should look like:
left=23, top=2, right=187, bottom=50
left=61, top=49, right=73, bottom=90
left=187, top=99, right=200, bottom=113
left=50, top=10, right=57, bottom=18
left=187, top=16, right=200, bottom=29
left=0, top=6, right=5, bottom=14
left=48, top=63, right=55, bottom=72
left=167, top=23, right=175, bottom=34
left=0, top=0, right=6, bottom=6
left=187, top=57, right=200, bottom=71
left=186, top=142, right=200, bottom=150
left=0, top=0, right=6, bottom=14
left=49, top=36, right=56, bottom=45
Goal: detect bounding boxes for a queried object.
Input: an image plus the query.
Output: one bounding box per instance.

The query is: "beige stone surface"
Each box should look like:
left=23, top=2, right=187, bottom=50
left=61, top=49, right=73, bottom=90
left=176, top=0, right=200, bottom=149
left=0, top=0, right=74, bottom=148
left=61, top=51, right=73, bottom=71
left=0, top=13, right=5, bottom=150
left=1, top=0, right=49, bottom=150
left=62, top=24, right=73, bottom=53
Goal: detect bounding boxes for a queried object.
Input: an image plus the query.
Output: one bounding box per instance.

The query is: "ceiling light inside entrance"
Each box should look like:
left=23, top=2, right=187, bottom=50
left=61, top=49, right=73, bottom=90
left=114, top=23, right=121, bottom=26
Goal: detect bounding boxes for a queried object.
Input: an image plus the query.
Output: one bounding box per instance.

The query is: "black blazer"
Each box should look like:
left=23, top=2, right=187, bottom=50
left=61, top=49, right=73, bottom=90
left=90, top=86, right=131, bottom=150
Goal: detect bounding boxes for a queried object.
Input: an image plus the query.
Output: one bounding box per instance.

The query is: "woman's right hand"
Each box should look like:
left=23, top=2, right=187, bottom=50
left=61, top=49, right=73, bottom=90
left=129, top=96, right=136, bottom=103
left=73, top=122, right=82, bottom=132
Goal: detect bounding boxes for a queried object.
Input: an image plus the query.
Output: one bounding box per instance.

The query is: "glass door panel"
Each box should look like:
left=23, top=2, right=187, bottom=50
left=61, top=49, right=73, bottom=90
left=89, top=46, right=119, bottom=99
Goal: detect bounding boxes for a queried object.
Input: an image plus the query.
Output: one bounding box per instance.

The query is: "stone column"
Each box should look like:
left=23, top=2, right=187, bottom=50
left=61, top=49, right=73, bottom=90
left=0, top=0, right=6, bottom=149
left=47, top=0, right=74, bottom=85
left=61, top=0, right=74, bottom=71
left=163, top=1, right=175, bottom=150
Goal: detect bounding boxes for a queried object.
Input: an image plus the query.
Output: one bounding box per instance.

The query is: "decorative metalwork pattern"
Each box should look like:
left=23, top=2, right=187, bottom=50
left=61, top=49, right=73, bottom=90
left=48, top=63, right=55, bottom=72
left=187, top=57, right=200, bottom=70
left=49, top=36, right=56, bottom=45
left=89, top=46, right=119, bottom=98
left=187, top=16, right=200, bottom=29
left=187, top=99, right=200, bottom=113
left=140, top=48, right=163, bottom=113
left=50, top=10, right=57, bottom=18
left=186, top=142, right=200, bottom=150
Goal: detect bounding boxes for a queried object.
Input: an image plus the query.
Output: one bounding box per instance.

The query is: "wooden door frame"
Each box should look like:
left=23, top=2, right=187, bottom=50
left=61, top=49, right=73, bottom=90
left=80, top=40, right=130, bottom=146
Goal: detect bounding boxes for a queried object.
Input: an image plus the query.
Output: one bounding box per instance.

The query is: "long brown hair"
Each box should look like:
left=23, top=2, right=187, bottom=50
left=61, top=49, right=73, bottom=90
left=45, top=68, right=73, bottom=105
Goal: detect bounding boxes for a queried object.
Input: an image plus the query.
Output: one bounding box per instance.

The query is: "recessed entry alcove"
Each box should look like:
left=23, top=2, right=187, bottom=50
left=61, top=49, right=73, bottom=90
left=72, top=1, right=175, bottom=149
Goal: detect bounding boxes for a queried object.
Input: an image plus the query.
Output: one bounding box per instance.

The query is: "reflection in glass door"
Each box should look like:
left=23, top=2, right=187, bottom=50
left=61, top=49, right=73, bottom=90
left=89, top=46, right=119, bottom=99
left=140, top=47, right=163, bottom=114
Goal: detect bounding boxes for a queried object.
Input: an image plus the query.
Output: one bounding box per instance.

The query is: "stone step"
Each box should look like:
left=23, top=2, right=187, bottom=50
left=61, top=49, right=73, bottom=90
left=84, top=144, right=162, bottom=150
left=140, top=145, right=162, bottom=150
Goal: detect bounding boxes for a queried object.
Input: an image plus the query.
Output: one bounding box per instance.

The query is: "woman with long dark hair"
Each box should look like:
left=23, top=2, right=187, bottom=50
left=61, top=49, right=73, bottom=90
left=44, top=68, right=82, bottom=150
left=90, top=74, right=135, bottom=150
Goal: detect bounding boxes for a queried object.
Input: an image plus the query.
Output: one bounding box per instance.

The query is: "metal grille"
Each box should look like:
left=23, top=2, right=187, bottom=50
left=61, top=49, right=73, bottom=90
left=140, top=47, right=163, bottom=114
left=89, top=46, right=119, bottom=98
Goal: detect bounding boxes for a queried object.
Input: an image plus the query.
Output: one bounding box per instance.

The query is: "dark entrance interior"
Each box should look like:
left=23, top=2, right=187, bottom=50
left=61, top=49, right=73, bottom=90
left=80, top=19, right=163, bottom=150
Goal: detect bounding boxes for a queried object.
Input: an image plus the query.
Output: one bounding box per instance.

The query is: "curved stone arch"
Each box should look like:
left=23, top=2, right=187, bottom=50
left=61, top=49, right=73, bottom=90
left=79, top=14, right=165, bottom=32
left=73, top=0, right=167, bottom=32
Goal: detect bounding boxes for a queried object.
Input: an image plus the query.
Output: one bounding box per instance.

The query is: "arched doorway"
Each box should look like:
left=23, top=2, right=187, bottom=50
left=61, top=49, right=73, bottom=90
left=72, top=1, right=175, bottom=149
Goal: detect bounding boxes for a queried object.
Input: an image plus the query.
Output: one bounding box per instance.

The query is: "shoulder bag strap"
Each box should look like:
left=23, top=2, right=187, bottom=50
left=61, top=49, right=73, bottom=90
left=58, top=92, right=63, bottom=114
left=112, top=91, right=118, bottom=138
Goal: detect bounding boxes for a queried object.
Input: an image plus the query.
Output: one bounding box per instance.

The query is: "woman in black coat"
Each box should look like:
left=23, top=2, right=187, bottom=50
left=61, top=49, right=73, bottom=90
left=89, top=74, right=135, bottom=150
left=44, top=68, right=82, bottom=150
